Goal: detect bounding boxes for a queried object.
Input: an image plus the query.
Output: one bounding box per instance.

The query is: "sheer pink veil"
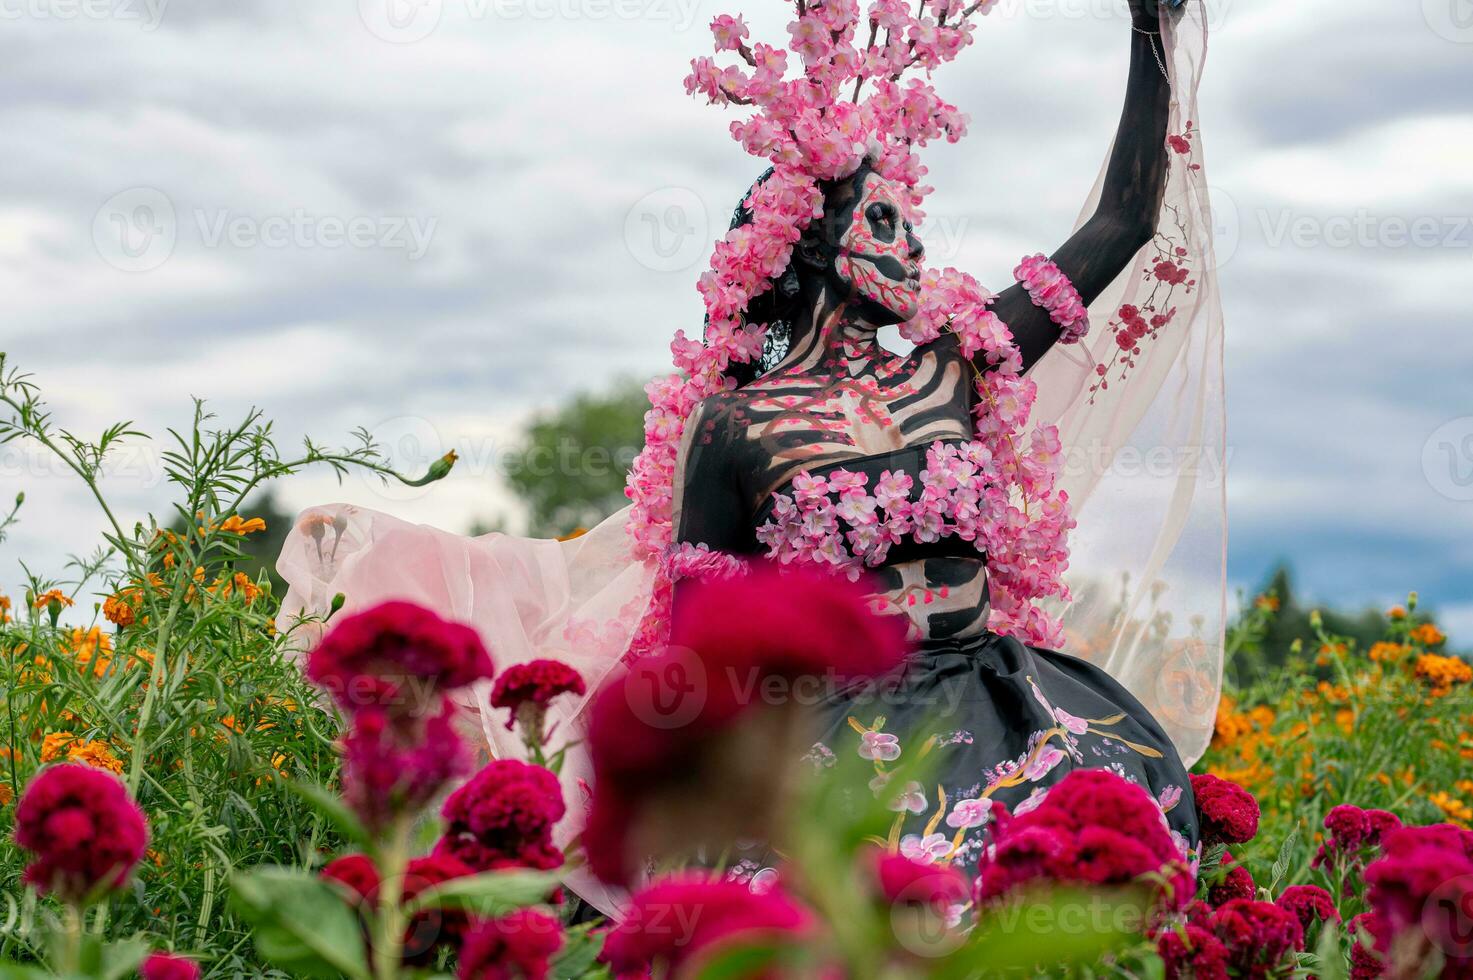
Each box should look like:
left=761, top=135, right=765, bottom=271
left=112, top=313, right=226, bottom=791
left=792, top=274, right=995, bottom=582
left=275, top=503, right=654, bottom=912
left=1031, top=1, right=1225, bottom=765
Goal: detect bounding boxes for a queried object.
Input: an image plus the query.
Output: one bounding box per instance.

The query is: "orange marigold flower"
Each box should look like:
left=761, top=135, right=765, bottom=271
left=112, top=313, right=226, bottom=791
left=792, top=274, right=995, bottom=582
left=1414, top=653, right=1473, bottom=695
left=217, top=515, right=267, bottom=535
left=65, top=740, right=125, bottom=775
left=32, top=589, right=73, bottom=610
left=1369, top=642, right=1409, bottom=663
left=64, top=627, right=115, bottom=678
left=1388, top=605, right=1407, bottom=621
left=102, top=591, right=139, bottom=627
left=1430, top=791, right=1473, bottom=829
left=0, top=593, right=12, bottom=624
left=1411, top=623, right=1446, bottom=647
left=1254, top=594, right=1280, bottom=612
left=0, top=783, right=11, bottom=806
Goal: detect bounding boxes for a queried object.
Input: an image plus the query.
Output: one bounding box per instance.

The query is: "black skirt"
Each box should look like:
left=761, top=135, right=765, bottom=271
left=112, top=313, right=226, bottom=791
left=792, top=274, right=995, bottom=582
left=806, top=630, right=1199, bottom=871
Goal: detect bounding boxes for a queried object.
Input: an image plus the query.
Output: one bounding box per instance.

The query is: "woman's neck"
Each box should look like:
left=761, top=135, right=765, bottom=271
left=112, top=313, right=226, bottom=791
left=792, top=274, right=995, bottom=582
left=771, top=286, right=884, bottom=378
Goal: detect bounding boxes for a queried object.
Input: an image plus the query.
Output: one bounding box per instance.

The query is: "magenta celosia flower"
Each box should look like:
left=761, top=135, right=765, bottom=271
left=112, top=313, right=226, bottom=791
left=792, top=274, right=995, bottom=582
left=321, top=852, right=381, bottom=901
left=457, top=908, right=564, bottom=980
left=1209, top=898, right=1305, bottom=978
left=1207, top=851, right=1254, bottom=907
left=139, top=953, right=200, bottom=980
left=339, top=698, right=471, bottom=834
left=974, top=770, right=1193, bottom=914
left=307, top=600, right=494, bottom=714
left=870, top=849, right=969, bottom=910
left=601, top=874, right=814, bottom=978
left=1157, top=923, right=1229, bottom=980
left=1276, top=884, right=1340, bottom=935
left=1348, top=910, right=1386, bottom=979
left=13, top=764, right=149, bottom=903
left=1189, top=773, right=1260, bottom=847
left=585, top=564, right=909, bottom=884
left=436, top=760, right=566, bottom=873
left=489, top=658, right=585, bottom=738
left=321, top=851, right=477, bottom=965
left=1362, top=823, right=1473, bottom=972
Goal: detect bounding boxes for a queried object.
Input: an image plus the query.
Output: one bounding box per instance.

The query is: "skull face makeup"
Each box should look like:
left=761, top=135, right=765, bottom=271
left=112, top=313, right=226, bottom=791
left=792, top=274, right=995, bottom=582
left=833, top=172, right=925, bottom=324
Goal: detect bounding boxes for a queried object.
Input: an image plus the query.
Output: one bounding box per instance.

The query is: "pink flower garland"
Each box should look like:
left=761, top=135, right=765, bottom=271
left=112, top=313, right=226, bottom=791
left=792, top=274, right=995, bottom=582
left=625, top=0, right=1078, bottom=654
left=1014, top=254, right=1090, bottom=343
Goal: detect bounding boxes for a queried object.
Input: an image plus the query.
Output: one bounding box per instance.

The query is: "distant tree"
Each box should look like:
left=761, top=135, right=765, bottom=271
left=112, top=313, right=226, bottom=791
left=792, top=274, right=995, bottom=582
left=500, top=380, right=648, bottom=538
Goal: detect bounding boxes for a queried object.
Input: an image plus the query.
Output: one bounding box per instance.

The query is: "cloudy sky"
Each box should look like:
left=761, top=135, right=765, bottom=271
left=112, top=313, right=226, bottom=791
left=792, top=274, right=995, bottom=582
left=2, top=0, right=1471, bottom=638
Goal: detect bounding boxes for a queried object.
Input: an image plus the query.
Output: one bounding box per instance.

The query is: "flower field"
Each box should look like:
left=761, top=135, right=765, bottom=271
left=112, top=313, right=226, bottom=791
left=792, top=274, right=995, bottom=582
left=3, top=356, right=1473, bottom=979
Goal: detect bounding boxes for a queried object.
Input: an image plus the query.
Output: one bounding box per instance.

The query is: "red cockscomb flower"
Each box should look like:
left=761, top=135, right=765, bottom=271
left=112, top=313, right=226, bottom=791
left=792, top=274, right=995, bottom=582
left=601, top=874, right=814, bottom=978
left=1276, top=884, right=1340, bottom=935
left=457, top=908, right=564, bottom=980
left=491, top=659, right=585, bottom=731
left=1157, top=923, right=1229, bottom=980
left=321, top=851, right=477, bottom=964
left=975, top=770, right=1193, bottom=914
left=1189, top=773, right=1260, bottom=847
left=436, top=760, right=566, bottom=873
left=1207, top=851, right=1254, bottom=907
left=870, top=850, right=969, bottom=909
left=13, top=764, right=149, bottom=902
left=1363, top=823, right=1473, bottom=973
left=139, top=953, right=201, bottom=980
left=1348, top=911, right=1387, bottom=979
left=585, top=564, right=908, bottom=884
left=307, top=600, right=494, bottom=714
left=339, top=698, right=472, bottom=834
left=1210, top=898, right=1304, bottom=978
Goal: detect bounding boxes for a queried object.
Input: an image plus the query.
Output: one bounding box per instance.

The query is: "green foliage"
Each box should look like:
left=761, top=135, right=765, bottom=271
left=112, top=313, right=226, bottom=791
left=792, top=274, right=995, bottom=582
left=499, top=380, right=647, bottom=538
left=0, top=353, right=452, bottom=976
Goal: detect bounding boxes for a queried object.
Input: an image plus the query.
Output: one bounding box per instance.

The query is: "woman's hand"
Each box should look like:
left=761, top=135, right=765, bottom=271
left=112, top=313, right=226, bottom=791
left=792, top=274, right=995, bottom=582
left=1129, top=0, right=1184, bottom=30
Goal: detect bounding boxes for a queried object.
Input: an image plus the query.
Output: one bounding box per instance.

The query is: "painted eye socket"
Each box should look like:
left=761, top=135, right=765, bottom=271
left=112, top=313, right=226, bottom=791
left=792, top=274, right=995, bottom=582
left=866, top=202, right=897, bottom=234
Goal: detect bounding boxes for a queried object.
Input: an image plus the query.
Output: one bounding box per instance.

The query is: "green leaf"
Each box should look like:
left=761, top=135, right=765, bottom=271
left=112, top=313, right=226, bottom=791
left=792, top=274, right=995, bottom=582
left=1268, top=825, right=1301, bottom=895
left=550, top=923, right=607, bottom=979
left=280, top=779, right=370, bottom=846
left=688, top=942, right=786, bottom=980
left=932, top=887, right=1147, bottom=980
left=97, top=939, right=150, bottom=980
left=0, top=965, right=55, bottom=980
left=230, top=866, right=371, bottom=978
left=404, top=869, right=561, bottom=917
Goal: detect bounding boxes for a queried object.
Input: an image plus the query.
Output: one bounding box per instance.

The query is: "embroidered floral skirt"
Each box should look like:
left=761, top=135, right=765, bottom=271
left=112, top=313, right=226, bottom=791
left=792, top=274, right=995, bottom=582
left=805, top=630, right=1200, bottom=870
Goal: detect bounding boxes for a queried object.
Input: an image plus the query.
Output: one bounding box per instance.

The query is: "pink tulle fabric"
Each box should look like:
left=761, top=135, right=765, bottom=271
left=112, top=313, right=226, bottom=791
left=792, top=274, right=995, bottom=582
left=275, top=503, right=654, bottom=914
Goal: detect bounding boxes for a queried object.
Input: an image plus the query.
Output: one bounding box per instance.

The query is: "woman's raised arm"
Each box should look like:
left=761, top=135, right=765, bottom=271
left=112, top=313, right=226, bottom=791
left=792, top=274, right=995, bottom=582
left=991, top=0, right=1177, bottom=374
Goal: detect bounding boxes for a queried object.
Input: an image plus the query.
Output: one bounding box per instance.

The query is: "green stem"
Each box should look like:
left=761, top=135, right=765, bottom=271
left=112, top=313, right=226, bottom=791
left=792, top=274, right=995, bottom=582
left=59, top=903, right=82, bottom=974
left=371, top=819, right=413, bottom=980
